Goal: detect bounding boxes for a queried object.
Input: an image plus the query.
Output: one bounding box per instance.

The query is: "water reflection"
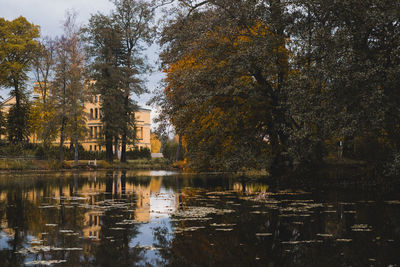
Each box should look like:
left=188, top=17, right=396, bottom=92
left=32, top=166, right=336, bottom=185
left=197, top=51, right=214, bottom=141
left=0, top=171, right=399, bottom=266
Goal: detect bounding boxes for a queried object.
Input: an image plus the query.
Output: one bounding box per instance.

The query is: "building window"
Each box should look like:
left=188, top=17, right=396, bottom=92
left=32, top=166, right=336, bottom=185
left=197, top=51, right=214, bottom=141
left=90, top=109, right=93, bottom=120
left=94, top=145, right=97, bottom=151
left=95, top=95, right=98, bottom=103
left=94, top=127, right=98, bottom=138
left=99, top=145, right=101, bottom=151
left=100, top=108, right=103, bottom=119
left=138, top=127, right=143, bottom=139
left=90, top=145, right=92, bottom=151
left=90, top=127, right=93, bottom=138
left=95, top=108, right=98, bottom=119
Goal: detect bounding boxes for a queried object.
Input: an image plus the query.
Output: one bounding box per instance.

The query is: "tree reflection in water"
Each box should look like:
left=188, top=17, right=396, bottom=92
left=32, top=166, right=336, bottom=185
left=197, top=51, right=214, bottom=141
left=0, top=171, right=398, bottom=266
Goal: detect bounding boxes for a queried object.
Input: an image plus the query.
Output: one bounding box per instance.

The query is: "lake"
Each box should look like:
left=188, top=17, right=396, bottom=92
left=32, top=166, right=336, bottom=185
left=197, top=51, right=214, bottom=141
left=0, top=170, right=399, bottom=266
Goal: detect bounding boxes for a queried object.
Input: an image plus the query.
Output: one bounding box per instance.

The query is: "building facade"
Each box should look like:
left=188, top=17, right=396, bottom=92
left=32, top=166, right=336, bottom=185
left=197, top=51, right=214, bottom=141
left=83, top=94, right=151, bottom=152
left=0, top=94, right=151, bottom=151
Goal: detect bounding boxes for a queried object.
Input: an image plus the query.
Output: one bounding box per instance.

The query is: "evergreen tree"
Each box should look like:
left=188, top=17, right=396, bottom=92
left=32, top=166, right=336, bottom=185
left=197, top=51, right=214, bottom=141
left=84, top=0, right=154, bottom=162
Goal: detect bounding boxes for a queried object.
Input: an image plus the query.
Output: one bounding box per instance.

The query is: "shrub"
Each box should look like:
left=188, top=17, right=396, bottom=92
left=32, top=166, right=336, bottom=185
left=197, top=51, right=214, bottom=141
left=385, top=152, right=400, bottom=177
left=126, top=147, right=151, bottom=160
left=162, top=141, right=178, bottom=161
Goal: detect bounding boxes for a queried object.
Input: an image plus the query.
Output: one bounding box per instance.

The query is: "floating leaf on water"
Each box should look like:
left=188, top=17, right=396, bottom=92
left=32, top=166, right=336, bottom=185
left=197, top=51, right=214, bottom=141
left=316, top=233, right=333, bottom=238
left=352, top=228, right=372, bottom=232
left=210, top=223, right=236, bottom=227
left=170, top=217, right=212, bottom=222
left=116, top=220, right=141, bottom=225
left=281, top=240, right=323, bottom=244
left=25, top=260, right=67, bottom=265
left=173, top=207, right=234, bottom=219
left=351, top=224, right=372, bottom=232
left=386, top=200, right=400, bottom=205
left=59, top=230, right=74, bottom=233
left=51, top=247, right=83, bottom=251
left=17, top=246, right=50, bottom=254
left=279, top=214, right=298, bottom=217
left=174, top=226, right=205, bottom=232
left=336, top=239, right=352, bottom=242
left=339, top=202, right=355, bottom=205
left=135, top=245, right=162, bottom=250
left=64, top=233, right=79, bottom=236
left=255, top=233, right=272, bottom=237
left=28, top=240, right=43, bottom=245
left=250, top=211, right=268, bottom=214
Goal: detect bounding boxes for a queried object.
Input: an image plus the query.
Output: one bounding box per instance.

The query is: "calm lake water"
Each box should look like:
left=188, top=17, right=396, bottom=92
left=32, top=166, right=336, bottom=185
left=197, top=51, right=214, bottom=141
left=0, top=170, right=399, bottom=266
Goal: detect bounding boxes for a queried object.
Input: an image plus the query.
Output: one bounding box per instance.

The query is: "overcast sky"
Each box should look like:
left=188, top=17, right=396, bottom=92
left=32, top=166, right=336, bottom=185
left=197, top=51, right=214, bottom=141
left=0, top=0, right=164, bottom=113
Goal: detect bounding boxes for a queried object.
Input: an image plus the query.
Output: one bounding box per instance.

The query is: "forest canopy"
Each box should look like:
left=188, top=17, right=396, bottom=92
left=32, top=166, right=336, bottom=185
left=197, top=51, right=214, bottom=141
left=153, top=0, right=400, bottom=174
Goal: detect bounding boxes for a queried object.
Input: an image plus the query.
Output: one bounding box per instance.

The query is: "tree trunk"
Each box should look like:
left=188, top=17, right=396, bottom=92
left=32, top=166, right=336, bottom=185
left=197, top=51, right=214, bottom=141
left=121, top=133, right=127, bottom=163
left=120, top=95, right=129, bottom=163
left=73, top=115, right=79, bottom=165
left=59, top=117, right=65, bottom=163
left=13, top=81, right=23, bottom=143
left=175, top=135, right=182, bottom=161
left=74, top=137, right=79, bottom=166
left=105, top=131, right=113, bottom=163
left=114, top=136, right=119, bottom=158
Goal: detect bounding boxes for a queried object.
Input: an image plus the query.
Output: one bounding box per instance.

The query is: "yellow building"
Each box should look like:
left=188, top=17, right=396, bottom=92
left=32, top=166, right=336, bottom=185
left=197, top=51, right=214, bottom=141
left=83, top=94, right=151, bottom=151
left=0, top=93, right=151, bottom=151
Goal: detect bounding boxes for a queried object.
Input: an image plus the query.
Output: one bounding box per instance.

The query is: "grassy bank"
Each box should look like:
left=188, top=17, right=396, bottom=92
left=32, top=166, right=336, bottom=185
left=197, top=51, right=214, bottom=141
left=0, top=158, right=172, bottom=171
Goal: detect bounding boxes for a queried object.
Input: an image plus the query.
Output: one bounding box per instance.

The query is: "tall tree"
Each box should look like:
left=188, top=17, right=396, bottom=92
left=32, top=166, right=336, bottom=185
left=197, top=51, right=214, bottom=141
left=113, top=0, right=154, bottom=162
left=0, top=16, right=39, bottom=143
left=155, top=1, right=293, bottom=171
left=52, top=13, right=86, bottom=164
left=31, top=36, right=57, bottom=146
left=85, top=0, right=154, bottom=163
left=83, top=14, right=125, bottom=163
left=155, top=0, right=400, bottom=174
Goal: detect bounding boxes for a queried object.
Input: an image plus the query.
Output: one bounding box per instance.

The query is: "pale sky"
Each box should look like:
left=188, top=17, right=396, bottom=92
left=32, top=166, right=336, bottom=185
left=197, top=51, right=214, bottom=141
left=0, top=0, right=164, bottom=114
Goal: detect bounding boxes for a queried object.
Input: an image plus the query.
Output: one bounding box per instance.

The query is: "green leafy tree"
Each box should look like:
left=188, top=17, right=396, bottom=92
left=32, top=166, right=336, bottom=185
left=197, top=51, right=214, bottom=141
left=112, top=0, right=154, bottom=163
left=155, top=0, right=400, bottom=174
left=0, top=16, right=39, bottom=143
left=7, top=102, right=31, bottom=143
left=52, top=12, right=86, bottom=164
left=85, top=0, right=154, bottom=163
left=83, top=14, right=125, bottom=162
left=155, top=1, right=292, bottom=172
left=31, top=37, right=58, bottom=146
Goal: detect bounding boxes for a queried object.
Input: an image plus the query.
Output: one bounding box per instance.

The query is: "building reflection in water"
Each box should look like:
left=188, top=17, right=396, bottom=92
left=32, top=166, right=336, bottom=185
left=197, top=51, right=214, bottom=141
left=0, top=171, right=178, bottom=247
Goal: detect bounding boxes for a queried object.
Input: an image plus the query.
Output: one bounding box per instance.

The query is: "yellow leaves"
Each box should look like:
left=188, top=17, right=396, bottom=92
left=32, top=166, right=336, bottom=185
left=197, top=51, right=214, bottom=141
left=237, top=75, right=254, bottom=87
left=0, top=16, right=40, bottom=88
left=150, top=133, right=161, bottom=153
